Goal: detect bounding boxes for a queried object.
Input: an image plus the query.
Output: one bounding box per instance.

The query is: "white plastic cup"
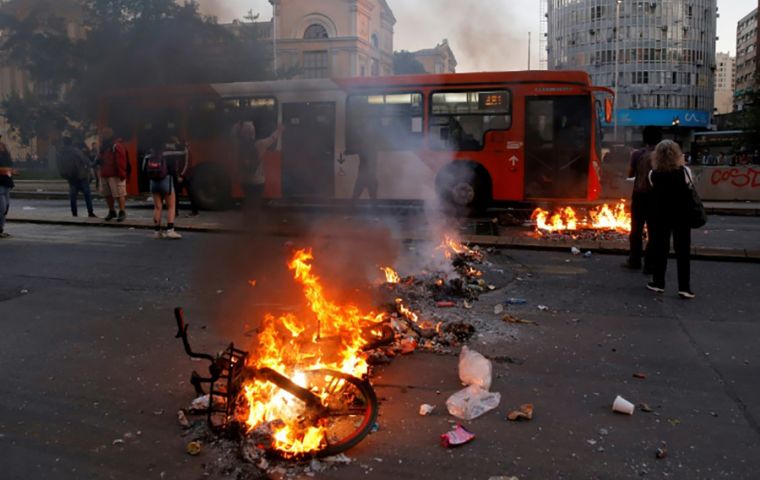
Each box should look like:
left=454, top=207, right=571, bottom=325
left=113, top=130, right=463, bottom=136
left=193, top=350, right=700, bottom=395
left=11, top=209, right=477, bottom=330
left=612, top=395, right=635, bottom=415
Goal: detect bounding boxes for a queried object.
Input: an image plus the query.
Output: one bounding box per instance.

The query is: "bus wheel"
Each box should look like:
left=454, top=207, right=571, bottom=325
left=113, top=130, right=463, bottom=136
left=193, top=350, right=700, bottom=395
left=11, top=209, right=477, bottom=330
left=189, top=163, right=232, bottom=211
left=435, top=162, right=492, bottom=214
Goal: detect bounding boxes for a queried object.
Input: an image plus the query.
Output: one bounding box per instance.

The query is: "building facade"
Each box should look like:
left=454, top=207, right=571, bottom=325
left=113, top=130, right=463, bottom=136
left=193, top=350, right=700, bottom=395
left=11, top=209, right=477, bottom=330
left=272, top=0, right=395, bottom=79
left=412, top=39, right=457, bottom=74
left=734, top=7, right=758, bottom=111
left=547, top=0, right=717, bottom=143
left=714, top=52, right=735, bottom=115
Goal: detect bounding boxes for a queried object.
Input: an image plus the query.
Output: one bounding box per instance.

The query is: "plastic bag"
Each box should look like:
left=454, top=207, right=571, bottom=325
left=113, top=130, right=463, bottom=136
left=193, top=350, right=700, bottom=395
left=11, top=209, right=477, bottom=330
left=459, top=346, right=492, bottom=390
left=446, top=385, right=501, bottom=420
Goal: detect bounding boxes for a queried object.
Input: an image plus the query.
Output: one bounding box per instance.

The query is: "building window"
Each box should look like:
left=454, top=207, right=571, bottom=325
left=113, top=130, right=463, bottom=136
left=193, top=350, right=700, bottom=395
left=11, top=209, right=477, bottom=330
left=304, top=24, right=329, bottom=39
left=371, top=33, right=379, bottom=49
left=371, top=59, right=379, bottom=77
left=303, top=51, right=329, bottom=79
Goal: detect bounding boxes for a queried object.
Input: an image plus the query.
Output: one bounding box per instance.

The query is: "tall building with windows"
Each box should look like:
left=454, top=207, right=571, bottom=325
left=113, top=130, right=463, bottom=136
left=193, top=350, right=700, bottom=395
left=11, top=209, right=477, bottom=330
left=272, top=0, right=395, bottom=79
left=546, top=0, right=717, bottom=142
left=714, top=52, right=735, bottom=115
left=734, top=7, right=758, bottom=111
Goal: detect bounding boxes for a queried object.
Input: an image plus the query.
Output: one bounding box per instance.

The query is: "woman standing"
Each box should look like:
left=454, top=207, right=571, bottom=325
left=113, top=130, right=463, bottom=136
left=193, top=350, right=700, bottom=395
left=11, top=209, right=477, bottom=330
left=646, top=140, right=694, bottom=299
left=143, top=142, right=182, bottom=240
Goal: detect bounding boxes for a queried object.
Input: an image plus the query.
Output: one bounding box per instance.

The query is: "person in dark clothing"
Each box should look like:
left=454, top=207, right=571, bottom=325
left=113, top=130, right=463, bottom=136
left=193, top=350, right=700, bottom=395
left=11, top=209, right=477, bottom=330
left=646, top=139, right=695, bottom=299
left=0, top=133, right=15, bottom=238
left=58, top=137, right=96, bottom=217
left=351, top=122, right=380, bottom=201
left=623, top=125, right=662, bottom=272
left=163, top=137, right=199, bottom=217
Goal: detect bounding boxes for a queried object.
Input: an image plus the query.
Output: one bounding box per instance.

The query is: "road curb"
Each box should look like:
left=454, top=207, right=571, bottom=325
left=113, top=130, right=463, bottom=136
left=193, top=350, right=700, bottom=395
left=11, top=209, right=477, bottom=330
left=7, top=216, right=758, bottom=263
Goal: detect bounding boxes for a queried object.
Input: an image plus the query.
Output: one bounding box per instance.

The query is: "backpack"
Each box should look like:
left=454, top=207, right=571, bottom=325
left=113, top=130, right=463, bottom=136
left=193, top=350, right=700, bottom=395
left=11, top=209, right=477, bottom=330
left=57, top=148, right=78, bottom=181
left=145, top=152, right=168, bottom=180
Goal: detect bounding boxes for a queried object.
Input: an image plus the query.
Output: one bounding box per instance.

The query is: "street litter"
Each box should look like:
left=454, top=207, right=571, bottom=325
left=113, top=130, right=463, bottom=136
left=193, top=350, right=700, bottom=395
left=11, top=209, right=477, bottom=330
left=436, top=300, right=456, bottom=308
left=459, top=346, right=492, bottom=389
left=505, top=298, right=527, bottom=305
left=440, top=424, right=476, bottom=448
left=186, top=441, right=202, bottom=456
left=639, top=403, right=653, bottom=413
left=537, top=305, right=549, bottom=311
left=177, top=410, right=191, bottom=428
left=502, top=314, right=537, bottom=325
left=583, top=251, right=593, bottom=258
left=667, top=417, right=681, bottom=426
left=493, top=304, right=505, bottom=315
left=507, top=403, right=534, bottom=421
left=656, top=446, right=668, bottom=459
left=446, top=385, right=501, bottom=420
left=419, top=404, right=436, bottom=416
left=571, top=247, right=581, bottom=255
left=612, top=395, right=635, bottom=415
left=632, top=372, right=647, bottom=379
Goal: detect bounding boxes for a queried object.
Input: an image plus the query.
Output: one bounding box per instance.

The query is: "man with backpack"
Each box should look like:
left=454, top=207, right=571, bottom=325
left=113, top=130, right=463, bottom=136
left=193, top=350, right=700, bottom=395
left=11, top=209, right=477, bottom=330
left=99, top=127, right=128, bottom=222
left=623, top=125, right=662, bottom=272
left=58, top=136, right=96, bottom=218
left=0, top=132, right=15, bottom=238
left=143, top=140, right=181, bottom=239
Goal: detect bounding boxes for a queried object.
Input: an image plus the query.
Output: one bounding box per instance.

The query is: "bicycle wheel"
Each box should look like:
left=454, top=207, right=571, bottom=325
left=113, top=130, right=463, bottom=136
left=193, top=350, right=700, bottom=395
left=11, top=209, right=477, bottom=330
left=301, top=369, right=378, bottom=457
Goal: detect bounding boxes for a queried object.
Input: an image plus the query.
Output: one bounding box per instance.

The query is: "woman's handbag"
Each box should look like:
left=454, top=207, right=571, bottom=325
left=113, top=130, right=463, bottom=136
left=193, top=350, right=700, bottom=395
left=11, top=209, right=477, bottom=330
left=684, top=168, right=707, bottom=228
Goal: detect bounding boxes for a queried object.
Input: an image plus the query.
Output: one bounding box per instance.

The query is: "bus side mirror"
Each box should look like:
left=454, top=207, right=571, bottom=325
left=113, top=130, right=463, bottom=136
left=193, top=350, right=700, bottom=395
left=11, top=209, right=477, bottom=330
left=604, top=98, right=614, bottom=123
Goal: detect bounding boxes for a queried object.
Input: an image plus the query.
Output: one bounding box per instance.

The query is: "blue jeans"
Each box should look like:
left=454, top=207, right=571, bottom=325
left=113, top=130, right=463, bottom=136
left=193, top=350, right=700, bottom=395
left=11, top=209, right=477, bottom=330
left=0, top=185, right=9, bottom=232
left=68, top=179, right=94, bottom=216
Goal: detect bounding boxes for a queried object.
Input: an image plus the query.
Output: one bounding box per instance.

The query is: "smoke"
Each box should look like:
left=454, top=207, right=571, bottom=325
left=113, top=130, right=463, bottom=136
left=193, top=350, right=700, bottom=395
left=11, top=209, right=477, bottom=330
left=391, top=0, right=530, bottom=72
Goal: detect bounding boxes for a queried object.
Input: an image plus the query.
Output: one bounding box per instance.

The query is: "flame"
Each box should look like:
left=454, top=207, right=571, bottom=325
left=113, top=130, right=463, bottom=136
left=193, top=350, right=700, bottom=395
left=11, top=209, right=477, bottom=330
left=532, top=200, right=631, bottom=234
left=240, top=249, right=386, bottom=456
left=381, top=266, right=400, bottom=284
left=438, top=235, right=485, bottom=261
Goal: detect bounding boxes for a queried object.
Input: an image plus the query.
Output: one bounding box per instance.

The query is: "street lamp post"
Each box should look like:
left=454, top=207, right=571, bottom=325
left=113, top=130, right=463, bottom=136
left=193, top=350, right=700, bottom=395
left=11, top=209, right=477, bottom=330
left=613, top=0, right=622, bottom=142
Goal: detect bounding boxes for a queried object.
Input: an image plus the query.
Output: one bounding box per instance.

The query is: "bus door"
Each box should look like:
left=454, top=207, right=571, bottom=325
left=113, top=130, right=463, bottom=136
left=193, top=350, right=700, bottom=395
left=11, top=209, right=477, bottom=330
left=524, top=95, right=590, bottom=199
left=281, top=102, right=335, bottom=198
left=136, top=107, right=183, bottom=192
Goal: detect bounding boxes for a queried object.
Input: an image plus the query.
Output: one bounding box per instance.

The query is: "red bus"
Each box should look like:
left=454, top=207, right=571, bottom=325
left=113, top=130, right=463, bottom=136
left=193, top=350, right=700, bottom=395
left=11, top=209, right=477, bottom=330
left=100, top=71, right=613, bottom=210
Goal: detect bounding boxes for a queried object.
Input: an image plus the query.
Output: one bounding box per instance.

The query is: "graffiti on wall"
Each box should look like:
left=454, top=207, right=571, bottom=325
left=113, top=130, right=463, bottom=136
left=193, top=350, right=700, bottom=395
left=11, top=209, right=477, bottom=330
left=709, top=167, right=760, bottom=189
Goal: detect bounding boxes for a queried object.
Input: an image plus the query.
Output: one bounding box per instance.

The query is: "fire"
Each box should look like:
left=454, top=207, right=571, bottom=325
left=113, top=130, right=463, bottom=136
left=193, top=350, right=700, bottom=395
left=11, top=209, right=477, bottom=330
left=438, top=235, right=485, bottom=262
left=240, top=249, right=386, bottom=456
left=531, top=200, right=631, bottom=234
left=381, top=266, right=400, bottom=284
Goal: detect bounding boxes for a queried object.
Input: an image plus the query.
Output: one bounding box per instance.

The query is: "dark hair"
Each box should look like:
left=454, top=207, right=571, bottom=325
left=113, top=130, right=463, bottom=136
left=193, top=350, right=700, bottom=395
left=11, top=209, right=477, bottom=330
left=642, top=126, right=663, bottom=146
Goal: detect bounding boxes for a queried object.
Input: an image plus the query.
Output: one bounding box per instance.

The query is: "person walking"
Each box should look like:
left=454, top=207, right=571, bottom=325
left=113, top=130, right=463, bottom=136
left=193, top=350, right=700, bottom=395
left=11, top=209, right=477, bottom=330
left=0, top=133, right=15, bottom=238
left=143, top=142, right=181, bottom=239
left=623, top=126, right=662, bottom=272
left=646, top=140, right=695, bottom=299
left=99, top=128, right=128, bottom=222
left=58, top=137, right=96, bottom=218
left=351, top=121, right=380, bottom=201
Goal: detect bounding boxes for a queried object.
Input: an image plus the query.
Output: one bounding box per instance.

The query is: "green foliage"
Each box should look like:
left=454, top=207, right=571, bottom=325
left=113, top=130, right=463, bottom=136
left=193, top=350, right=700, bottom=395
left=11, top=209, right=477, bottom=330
left=0, top=0, right=273, bottom=145
left=393, top=51, right=426, bottom=75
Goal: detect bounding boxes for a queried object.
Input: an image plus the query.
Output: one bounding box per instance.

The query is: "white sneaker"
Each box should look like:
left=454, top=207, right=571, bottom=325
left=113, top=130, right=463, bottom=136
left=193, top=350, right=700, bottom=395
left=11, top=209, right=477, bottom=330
left=154, top=230, right=165, bottom=239
left=164, top=229, right=182, bottom=239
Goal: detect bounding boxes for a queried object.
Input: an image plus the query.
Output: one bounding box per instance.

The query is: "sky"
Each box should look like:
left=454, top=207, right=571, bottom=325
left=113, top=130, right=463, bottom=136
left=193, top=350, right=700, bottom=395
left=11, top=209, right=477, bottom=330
left=198, top=0, right=758, bottom=72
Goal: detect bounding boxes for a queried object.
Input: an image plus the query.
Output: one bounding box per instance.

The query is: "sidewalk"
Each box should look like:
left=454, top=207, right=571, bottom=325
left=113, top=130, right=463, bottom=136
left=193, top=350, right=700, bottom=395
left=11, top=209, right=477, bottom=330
left=6, top=198, right=760, bottom=262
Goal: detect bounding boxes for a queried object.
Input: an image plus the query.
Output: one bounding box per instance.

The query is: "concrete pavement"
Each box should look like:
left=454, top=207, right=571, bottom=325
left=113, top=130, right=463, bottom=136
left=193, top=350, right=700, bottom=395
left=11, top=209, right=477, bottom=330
left=1, top=223, right=758, bottom=479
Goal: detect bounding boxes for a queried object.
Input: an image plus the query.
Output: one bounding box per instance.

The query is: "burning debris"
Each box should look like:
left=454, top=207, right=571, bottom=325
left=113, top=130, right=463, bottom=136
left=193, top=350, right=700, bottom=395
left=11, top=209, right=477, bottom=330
left=173, top=235, right=513, bottom=475
left=531, top=200, right=632, bottom=236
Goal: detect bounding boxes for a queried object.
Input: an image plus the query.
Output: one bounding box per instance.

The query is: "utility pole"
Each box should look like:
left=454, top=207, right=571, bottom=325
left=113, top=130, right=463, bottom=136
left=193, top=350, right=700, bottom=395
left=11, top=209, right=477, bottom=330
left=614, top=0, right=622, bottom=142
left=270, top=0, right=278, bottom=77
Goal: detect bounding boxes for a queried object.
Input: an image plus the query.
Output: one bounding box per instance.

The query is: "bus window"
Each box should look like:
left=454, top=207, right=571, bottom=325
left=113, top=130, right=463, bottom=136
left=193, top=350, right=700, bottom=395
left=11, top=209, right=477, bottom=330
left=430, top=90, right=511, bottom=151
left=188, top=97, right=277, bottom=141
left=346, top=93, right=424, bottom=152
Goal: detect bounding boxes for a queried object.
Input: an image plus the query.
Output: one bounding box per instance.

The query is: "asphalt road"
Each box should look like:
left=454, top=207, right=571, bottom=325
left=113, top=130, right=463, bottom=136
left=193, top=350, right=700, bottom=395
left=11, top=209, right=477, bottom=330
left=1, top=223, right=759, bottom=480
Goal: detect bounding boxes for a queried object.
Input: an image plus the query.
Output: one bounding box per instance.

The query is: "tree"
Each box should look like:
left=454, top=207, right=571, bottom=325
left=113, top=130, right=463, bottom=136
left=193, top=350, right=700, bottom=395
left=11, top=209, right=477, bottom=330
left=393, top=50, right=426, bottom=75
left=0, top=0, right=274, bottom=145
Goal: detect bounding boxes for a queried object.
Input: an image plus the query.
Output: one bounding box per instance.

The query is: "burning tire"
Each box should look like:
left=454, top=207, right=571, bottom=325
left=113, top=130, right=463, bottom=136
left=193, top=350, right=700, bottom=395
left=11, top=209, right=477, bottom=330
left=435, top=161, right=492, bottom=213
left=189, top=163, right=232, bottom=210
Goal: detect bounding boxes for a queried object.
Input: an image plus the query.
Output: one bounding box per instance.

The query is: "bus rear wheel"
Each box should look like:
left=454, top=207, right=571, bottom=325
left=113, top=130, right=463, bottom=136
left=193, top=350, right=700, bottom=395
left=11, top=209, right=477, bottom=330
left=435, top=162, right=492, bottom=214
left=189, top=163, right=232, bottom=211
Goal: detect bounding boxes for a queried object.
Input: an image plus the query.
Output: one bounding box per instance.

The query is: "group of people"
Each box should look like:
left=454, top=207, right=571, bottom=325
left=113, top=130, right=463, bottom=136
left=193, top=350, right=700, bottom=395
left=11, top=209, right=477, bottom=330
left=624, top=126, right=697, bottom=299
